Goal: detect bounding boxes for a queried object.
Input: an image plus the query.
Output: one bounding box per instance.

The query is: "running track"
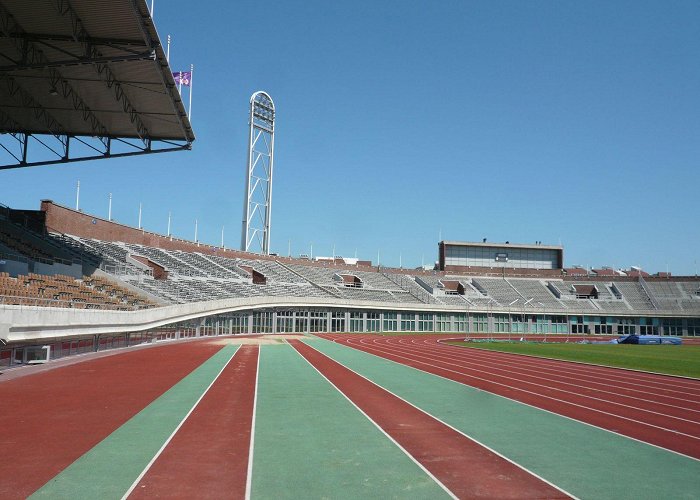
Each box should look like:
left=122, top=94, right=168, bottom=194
left=0, top=334, right=698, bottom=499
left=319, top=333, right=700, bottom=459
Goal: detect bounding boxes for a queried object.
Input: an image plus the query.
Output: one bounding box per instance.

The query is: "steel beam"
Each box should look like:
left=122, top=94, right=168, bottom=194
left=0, top=3, right=110, bottom=144
left=51, top=0, right=152, bottom=142
left=0, top=132, right=190, bottom=170
left=0, top=51, right=155, bottom=72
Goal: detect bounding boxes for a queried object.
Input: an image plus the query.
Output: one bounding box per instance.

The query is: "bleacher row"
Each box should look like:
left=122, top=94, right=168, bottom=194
left=1, top=230, right=53, bottom=263
left=0, top=272, right=155, bottom=310
left=58, top=235, right=699, bottom=313
left=2, top=227, right=700, bottom=314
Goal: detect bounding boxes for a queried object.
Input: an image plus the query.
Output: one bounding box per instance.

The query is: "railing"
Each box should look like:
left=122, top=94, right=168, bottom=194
left=100, top=261, right=152, bottom=277
left=609, top=283, right=623, bottom=299
left=0, top=294, right=154, bottom=310
left=276, top=260, right=341, bottom=298
left=0, top=250, right=29, bottom=264
left=383, top=273, right=437, bottom=304
left=638, top=276, right=660, bottom=310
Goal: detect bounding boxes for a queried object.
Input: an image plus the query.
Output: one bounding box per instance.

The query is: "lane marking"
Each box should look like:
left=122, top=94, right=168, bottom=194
left=366, top=338, right=700, bottom=421
left=434, top=336, right=700, bottom=385
left=121, top=345, right=240, bottom=500
left=287, top=340, right=458, bottom=500
left=322, top=334, right=700, bottom=463
left=352, top=333, right=700, bottom=393
left=423, top=338, right=700, bottom=403
left=349, top=337, right=700, bottom=435
left=297, top=340, right=575, bottom=499
left=244, top=346, right=261, bottom=500
left=390, top=335, right=700, bottom=393
left=431, top=337, right=700, bottom=390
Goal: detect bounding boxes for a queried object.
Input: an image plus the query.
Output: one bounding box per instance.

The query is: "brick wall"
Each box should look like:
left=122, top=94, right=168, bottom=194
left=41, top=200, right=260, bottom=260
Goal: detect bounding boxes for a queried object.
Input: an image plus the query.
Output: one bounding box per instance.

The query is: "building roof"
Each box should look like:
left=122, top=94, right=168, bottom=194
left=0, top=0, right=194, bottom=168
left=592, top=268, right=617, bottom=276
left=441, top=240, right=563, bottom=251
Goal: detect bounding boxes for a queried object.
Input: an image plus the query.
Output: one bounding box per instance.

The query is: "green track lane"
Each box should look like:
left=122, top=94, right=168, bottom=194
left=307, top=338, right=700, bottom=499
left=31, top=344, right=239, bottom=500
left=249, top=343, right=450, bottom=499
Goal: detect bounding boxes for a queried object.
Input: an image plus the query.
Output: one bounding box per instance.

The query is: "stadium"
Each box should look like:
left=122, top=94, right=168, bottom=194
left=2, top=199, right=700, bottom=349
left=1, top=1, right=699, bottom=499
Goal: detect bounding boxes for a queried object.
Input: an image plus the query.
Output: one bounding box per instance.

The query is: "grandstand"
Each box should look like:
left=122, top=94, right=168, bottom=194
left=2, top=198, right=700, bottom=367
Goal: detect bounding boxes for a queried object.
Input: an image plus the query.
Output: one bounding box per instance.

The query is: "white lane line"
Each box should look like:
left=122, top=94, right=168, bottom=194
left=424, top=340, right=700, bottom=398
left=288, top=341, right=458, bottom=500
left=455, top=348, right=700, bottom=390
left=332, top=336, right=700, bottom=462
left=398, top=336, right=700, bottom=391
left=352, top=340, right=700, bottom=424
left=424, top=339, right=700, bottom=391
left=244, top=346, right=261, bottom=500
left=431, top=337, right=700, bottom=390
left=121, top=345, right=241, bottom=500
left=409, top=335, right=699, bottom=388
left=297, top=340, right=576, bottom=500
left=352, top=338, right=700, bottom=440
left=396, top=341, right=700, bottom=402
left=363, top=343, right=700, bottom=418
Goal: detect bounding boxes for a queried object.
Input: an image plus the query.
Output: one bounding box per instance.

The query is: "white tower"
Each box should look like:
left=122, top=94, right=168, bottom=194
left=241, top=91, right=275, bottom=254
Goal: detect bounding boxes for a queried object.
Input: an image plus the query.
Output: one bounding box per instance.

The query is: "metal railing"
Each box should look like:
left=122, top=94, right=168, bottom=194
left=0, top=294, right=153, bottom=310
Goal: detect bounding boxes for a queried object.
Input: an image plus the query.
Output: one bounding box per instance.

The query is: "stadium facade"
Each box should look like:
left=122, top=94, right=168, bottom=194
left=2, top=199, right=700, bottom=365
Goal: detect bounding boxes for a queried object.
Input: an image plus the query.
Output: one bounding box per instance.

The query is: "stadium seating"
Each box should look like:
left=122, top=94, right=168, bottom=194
left=1, top=216, right=699, bottom=315
left=0, top=272, right=154, bottom=309
left=612, top=282, right=655, bottom=311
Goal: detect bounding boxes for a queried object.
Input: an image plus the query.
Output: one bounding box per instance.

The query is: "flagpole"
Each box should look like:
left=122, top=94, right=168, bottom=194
left=188, top=64, right=194, bottom=119
left=166, top=35, right=170, bottom=62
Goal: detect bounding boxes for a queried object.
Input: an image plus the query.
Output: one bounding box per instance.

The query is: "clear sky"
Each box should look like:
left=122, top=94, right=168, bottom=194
left=3, top=1, right=699, bottom=274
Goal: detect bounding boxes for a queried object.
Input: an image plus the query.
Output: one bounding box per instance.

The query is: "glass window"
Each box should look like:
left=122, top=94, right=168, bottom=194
left=454, top=313, right=466, bottom=333
left=367, top=312, right=381, bottom=332
left=331, top=311, right=346, bottom=332
left=494, top=314, right=510, bottom=333
left=252, top=312, right=273, bottom=333
left=473, top=313, right=488, bottom=333
left=401, top=313, right=416, bottom=331
left=383, top=312, right=398, bottom=332
left=418, top=313, right=433, bottom=332
left=350, top=311, right=364, bottom=332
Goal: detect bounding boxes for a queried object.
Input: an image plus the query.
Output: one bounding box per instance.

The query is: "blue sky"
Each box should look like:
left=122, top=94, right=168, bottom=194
left=3, top=1, right=700, bottom=274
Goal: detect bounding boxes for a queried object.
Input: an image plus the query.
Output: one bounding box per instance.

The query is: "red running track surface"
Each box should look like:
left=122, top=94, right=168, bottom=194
left=290, top=340, right=569, bottom=499
left=0, top=340, right=223, bottom=499
left=130, top=345, right=259, bottom=499
left=319, top=334, right=700, bottom=459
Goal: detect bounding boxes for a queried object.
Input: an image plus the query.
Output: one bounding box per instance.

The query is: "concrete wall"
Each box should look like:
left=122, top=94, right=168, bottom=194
left=2, top=293, right=693, bottom=345
left=0, top=296, right=462, bottom=343
left=0, top=258, right=29, bottom=277
left=33, top=261, right=82, bottom=278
